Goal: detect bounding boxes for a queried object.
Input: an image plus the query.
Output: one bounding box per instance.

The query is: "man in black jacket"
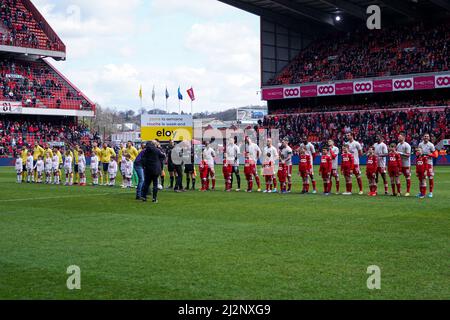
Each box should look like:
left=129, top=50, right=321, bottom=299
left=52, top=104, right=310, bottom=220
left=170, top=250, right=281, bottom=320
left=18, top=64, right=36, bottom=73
left=141, top=141, right=166, bottom=203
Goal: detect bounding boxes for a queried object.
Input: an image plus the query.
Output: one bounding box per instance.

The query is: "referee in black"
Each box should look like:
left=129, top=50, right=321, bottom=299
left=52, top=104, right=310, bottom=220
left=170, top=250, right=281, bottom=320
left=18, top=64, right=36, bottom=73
left=141, top=140, right=166, bottom=203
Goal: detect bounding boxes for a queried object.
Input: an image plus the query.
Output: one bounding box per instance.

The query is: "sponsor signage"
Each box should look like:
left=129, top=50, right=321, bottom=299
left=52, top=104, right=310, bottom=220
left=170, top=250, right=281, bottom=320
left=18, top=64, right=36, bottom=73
left=261, top=72, right=450, bottom=101
left=0, top=101, right=22, bottom=114
left=141, top=115, right=193, bottom=142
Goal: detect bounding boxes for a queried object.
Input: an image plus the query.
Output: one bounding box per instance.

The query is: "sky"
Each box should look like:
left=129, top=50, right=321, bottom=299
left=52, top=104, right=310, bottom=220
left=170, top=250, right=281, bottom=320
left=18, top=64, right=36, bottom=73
left=32, top=0, right=264, bottom=113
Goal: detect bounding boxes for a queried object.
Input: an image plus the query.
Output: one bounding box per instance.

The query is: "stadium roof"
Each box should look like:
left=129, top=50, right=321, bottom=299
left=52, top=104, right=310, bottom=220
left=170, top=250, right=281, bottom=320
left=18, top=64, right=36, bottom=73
left=218, top=0, right=450, bottom=34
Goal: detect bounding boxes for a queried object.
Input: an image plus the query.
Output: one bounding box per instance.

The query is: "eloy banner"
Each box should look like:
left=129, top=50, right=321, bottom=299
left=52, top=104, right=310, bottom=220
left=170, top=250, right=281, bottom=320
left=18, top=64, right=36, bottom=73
left=262, top=72, right=450, bottom=101
left=141, top=114, right=193, bottom=142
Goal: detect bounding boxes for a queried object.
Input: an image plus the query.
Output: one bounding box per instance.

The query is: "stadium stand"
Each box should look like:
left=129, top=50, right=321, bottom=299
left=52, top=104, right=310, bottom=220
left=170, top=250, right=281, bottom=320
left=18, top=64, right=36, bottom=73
left=264, top=105, right=449, bottom=151
left=0, top=57, right=94, bottom=111
left=0, top=118, right=100, bottom=157
left=268, top=21, right=449, bottom=85
left=0, top=0, right=64, bottom=52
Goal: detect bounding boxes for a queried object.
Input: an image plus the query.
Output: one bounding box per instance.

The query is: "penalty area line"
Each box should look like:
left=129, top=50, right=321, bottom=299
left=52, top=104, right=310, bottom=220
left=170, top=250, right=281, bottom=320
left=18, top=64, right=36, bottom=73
left=0, top=192, right=117, bottom=203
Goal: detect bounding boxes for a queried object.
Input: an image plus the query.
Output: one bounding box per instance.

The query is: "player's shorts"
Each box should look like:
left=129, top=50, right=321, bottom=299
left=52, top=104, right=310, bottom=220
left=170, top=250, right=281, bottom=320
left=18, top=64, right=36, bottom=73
left=320, top=170, right=331, bottom=178
left=33, top=160, right=37, bottom=167
left=342, top=169, right=352, bottom=177
left=244, top=163, right=257, bottom=176
left=426, top=165, right=435, bottom=178
left=388, top=168, right=400, bottom=177
left=78, top=166, right=86, bottom=174
left=299, top=170, right=309, bottom=179
left=74, top=164, right=79, bottom=173
left=352, top=165, right=361, bottom=176
left=64, top=167, right=73, bottom=174
left=232, top=166, right=240, bottom=175
left=401, top=167, right=411, bottom=177
left=277, top=174, right=287, bottom=183
left=16, top=169, right=23, bottom=174
left=22, top=164, right=26, bottom=172
left=331, top=169, right=339, bottom=178
left=45, top=170, right=52, bottom=175
left=184, top=164, right=194, bottom=173
left=167, top=161, right=175, bottom=172
left=377, top=167, right=386, bottom=174
left=102, top=162, right=109, bottom=172
left=109, top=174, right=116, bottom=179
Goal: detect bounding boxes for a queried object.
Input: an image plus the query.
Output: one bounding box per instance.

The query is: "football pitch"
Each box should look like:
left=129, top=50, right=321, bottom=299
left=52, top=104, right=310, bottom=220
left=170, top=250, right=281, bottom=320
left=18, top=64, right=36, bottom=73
left=0, top=166, right=449, bottom=300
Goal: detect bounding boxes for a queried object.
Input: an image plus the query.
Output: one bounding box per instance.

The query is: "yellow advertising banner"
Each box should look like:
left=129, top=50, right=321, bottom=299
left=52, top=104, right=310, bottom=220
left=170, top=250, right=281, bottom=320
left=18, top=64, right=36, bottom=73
left=141, top=115, right=193, bottom=142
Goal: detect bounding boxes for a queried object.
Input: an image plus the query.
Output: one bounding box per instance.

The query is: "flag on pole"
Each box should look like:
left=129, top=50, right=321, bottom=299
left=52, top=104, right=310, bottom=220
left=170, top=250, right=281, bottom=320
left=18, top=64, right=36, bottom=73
left=139, top=85, right=143, bottom=99
left=165, top=87, right=170, bottom=100
left=177, top=86, right=183, bottom=100
left=187, top=87, right=195, bottom=101
left=151, top=85, right=155, bottom=102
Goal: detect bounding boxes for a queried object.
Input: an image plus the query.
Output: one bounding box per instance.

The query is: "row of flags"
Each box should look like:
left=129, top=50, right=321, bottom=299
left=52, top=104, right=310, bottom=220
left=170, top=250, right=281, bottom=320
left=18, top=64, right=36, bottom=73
left=139, top=85, right=196, bottom=102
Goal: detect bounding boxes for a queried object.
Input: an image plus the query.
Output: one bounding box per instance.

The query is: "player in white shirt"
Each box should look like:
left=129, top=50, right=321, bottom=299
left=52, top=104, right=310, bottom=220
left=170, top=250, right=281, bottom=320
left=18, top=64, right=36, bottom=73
left=345, top=132, right=364, bottom=195
left=78, top=150, right=87, bottom=186
left=244, top=137, right=262, bottom=192
left=226, top=137, right=241, bottom=191
left=203, top=141, right=217, bottom=190
left=300, top=137, right=317, bottom=193
left=34, top=156, right=45, bottom=183
left=64, top=151, right=73, bottom=186
left=373, top=135, right=389, bottom=195
left=280, top=138, right=293, bottom=192
left=108, top=157, right=119, bottom=187
left=263, top=138, right=279, bottom=193
left=15, top=153, right=23, bottom=183
left=418, top=133, right=437, bottom=198
left=44, top=152, right=53, bottom=184
left=396, top=132, right=412, bottom=196
left=25, top=152, right=34, bottom=183
left=123, top=154, right=134, bottom=188
left=52, top=153, right=60, bottom=185
left=328, top=140, right=340, bottom=194
left=91, top=151, right=100, bottom=186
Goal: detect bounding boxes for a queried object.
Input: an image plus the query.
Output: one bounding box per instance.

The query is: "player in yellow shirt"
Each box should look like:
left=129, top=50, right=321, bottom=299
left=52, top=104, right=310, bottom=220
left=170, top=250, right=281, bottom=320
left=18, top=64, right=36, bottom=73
left=44, top=143, right=53, bottom=159
left=126, top=141, right=139, bottom=186
left=100, top=143, right=117, bottom=186
left=73, top=144, right=81, bottom=184
left=33, top=143, right=45, bottom=180
left=92, top=142, right=103, bottom=184
left=20, top=146, right=29, bottom=182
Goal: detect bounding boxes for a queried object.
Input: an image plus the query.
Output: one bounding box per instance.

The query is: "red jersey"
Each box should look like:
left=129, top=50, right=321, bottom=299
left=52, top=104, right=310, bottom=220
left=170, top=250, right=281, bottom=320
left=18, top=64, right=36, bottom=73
left=222, top=160, right=232, bottom=176
left=319, top=154, right=332, bottom=174
left=199, top=160, right=209, bottom=179
left=341, top=152, right=354, bottom=172
left=277, top=163, right=288, bottom=182
left=415, top=155, right=429, bottom=176
left=387, top=152, right=402, bottom=171
left=244, top=159, right=252, bottom=175
left=298, top=154, right=312, bottom=172
left=366, top=155, right=378, bottom=174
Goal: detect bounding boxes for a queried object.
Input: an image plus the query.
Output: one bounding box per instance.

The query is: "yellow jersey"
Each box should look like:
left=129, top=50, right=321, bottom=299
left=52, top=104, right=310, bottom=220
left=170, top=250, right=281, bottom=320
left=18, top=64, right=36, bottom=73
left=33, top=145, right=45, bottom=160
left=45, top=148, right=53, bottom=158
left=93, top=147, right=102, bottom=161
left=73, top=148, right=80, bottom=164
left=100, top=147, right=116, bottom=163
left=21, top=149, right=28, bottom=163
left=126, top=146, right=139, bottom=161
left=57, top=151, right=63, bottom=164
left=118, top=147, right=126, bottom=161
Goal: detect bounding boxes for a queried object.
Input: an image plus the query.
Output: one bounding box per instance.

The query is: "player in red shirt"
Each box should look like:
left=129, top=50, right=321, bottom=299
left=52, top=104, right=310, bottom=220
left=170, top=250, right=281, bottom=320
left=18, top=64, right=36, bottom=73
left=319, top=147, right=333, bottom=195
left=243, top=153, right=255, bottom=193
left=277, top=156, right=288, bottom=194
left=415, top=147, right=429, bottom=199
left=298, top=147, right=312, bottom=194
left=366, top=146, right=379, bottom=196
left=262, top=152, right=274, bottom=193
left=222, top=159, right=233, bottom=192
left=387, top=143, right=402, bottom=196
left=341, top=145, right=355, bottom=195
left=199, top=158, right=209, bottom=191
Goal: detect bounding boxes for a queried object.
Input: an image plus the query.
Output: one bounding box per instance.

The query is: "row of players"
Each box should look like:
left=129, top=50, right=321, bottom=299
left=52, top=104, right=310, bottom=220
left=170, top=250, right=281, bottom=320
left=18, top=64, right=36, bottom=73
left=196, top=133, right=437, bottom=198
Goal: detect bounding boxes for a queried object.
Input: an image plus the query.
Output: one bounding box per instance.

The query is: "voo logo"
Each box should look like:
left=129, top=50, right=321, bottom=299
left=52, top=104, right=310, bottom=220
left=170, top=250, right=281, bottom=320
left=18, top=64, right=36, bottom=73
left=394, top=79, right=412, bottom=89
left=283, top=88, right=300, bottom=98
left=318, top=86, right=334, bottom=95
left=436, top=76, right=450, bottom=87
left=355, top=83, right=372, bottom=92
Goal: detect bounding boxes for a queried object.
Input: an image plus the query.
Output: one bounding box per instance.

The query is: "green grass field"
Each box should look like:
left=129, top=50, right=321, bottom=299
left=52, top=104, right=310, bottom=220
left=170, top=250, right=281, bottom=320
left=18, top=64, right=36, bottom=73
left=0, top=166, right=449, bottom=300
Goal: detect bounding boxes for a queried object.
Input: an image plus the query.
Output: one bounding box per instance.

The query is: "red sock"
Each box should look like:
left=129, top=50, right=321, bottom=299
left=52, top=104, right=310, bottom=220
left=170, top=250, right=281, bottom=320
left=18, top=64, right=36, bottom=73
left=312, top=180, right=317, bottom=191
left=346, top=183, right=352, bottom=193
left=429, top=179, right=434, bottom=193
left=357, top=177, right=363, bottom=192
left=255, top=176, right=261, bottom=188
left=406, top=178, right=411, bottom=193
left=396, top=184, right=401, bottom=194
left=391, top=184, right=396, bottom=194
left=249, top=180, right=253, bottom=191
left=420, top=186, right=426, bottom=195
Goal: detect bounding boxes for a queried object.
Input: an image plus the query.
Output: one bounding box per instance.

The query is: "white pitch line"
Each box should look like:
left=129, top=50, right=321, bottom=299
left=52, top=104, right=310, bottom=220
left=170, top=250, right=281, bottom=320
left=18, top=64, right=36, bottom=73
left=0, top=192, right=118, bottom=203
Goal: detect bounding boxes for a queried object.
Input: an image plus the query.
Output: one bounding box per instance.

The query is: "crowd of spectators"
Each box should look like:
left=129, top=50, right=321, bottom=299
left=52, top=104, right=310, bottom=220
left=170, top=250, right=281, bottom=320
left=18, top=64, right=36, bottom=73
left=0, top=119, right=101, bottom=157
left=0, top=0, right=62, bottom=51
left=0, top=58, right=93, bottom=110
left=269, top=21, right=449, bottom=85
left=263, top=106, right=449, bottom=152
